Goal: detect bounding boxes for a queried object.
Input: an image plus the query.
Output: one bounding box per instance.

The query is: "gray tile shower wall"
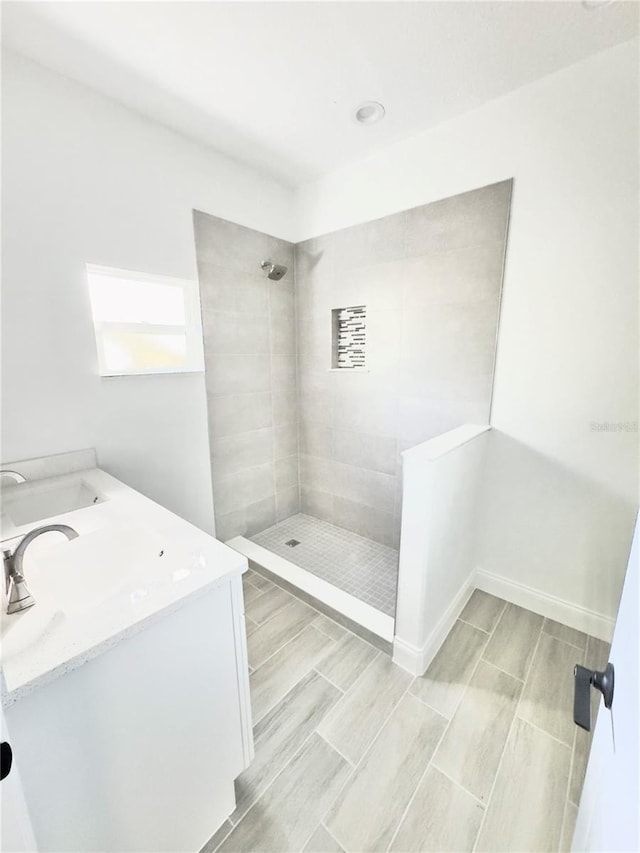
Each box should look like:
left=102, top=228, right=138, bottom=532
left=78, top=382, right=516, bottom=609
left=294, top=180, right=512, bottom=547
left=195, top=181, right=510, bottom=546
left=194, top=211, right=299, bottom=541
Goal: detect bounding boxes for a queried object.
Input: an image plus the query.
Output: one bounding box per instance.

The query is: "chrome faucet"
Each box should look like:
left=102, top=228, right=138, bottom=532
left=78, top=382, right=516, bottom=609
left=3, top=524, right=79, bottom=614
left=0, top=470, right=26, bottom=484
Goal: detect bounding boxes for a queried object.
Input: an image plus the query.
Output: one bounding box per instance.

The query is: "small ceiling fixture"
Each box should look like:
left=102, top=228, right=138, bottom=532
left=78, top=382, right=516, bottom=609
left=354, top=101, right=385, bottom=125
left=581, top=0, right=614, bottom=8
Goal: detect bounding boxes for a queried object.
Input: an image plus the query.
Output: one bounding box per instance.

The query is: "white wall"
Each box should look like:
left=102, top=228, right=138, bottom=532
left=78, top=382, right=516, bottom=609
left=394, top=426, right=490, bottom=675
left=295, top=40, right=639, bottom=624
left=1, top=50, right=295, bottom=533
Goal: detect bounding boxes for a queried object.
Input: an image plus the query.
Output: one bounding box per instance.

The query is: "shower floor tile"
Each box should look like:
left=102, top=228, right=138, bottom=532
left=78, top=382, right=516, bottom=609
left=250, top=513, right=399, bottom=617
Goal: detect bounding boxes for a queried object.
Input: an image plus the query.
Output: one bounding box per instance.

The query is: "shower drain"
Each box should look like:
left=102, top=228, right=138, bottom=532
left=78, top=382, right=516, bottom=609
left=285, top=539, right=300, bottom=548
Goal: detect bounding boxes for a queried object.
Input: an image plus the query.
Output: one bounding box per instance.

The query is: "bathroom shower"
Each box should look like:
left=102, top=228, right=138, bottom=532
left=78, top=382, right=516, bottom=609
left=195, top=179, right=511, bottom=639
left=261, top=259, right=288, bottom=280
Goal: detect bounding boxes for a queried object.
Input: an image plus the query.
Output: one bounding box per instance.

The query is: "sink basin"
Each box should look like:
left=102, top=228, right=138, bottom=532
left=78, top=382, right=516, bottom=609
left=1, top=478, right=105, bottom=526
left=1, top=606, right=66, bottom=664
left=25, top=525, right=202, bottom=616
left=2, top=525, right=204, bottom=662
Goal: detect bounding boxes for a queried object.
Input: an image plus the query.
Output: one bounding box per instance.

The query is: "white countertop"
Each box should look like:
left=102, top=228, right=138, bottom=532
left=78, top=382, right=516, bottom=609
left=1, top=468, right=247, bottom=706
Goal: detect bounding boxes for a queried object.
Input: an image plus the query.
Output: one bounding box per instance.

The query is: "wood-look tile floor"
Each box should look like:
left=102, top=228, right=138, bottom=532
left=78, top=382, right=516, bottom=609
left=202, top=573, right=610, bottom=853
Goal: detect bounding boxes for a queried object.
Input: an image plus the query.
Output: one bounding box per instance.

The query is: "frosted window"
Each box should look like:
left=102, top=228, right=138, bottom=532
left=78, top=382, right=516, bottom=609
left=87, top=275, right=186, bottom=325
left=101, top=331, right=188, bottom=372
left=85, top=264, right=203, bottom=376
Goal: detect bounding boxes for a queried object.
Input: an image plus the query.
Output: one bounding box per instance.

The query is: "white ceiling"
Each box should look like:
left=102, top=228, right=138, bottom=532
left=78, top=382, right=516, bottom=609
left=2, top=1, right=638, bottom=187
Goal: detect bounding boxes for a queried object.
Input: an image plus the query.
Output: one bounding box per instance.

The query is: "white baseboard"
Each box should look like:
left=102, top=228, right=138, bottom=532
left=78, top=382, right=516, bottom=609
left=474, top=568, right=614, bottom=642
left=393, top=573, right=476, bottom=676
left=393, top=568, right=614, bottom=677
left=391, top=637, right=424, bottom=675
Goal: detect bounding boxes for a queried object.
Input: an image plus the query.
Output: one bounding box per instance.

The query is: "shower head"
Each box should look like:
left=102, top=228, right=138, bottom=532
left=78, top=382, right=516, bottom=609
left=261, top=259, right=288, bottom=281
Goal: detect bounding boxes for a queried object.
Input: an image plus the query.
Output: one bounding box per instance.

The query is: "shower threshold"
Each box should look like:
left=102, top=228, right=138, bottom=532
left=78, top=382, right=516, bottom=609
left=226, top=513, right=397, bottom=643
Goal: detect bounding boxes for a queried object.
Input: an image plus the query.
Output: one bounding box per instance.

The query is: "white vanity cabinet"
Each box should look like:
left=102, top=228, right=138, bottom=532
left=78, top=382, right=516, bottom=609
left=3, top=571, right=252, bottom=853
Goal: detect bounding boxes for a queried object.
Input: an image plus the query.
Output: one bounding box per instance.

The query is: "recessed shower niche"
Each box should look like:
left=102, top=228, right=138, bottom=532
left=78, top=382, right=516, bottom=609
left=331, top=305, right=367, bottom=369
left=193, top=179, right=512, bottom=639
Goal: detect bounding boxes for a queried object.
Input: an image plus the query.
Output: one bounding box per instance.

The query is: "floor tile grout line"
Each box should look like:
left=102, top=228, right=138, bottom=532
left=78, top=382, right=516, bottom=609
left=248, top=615, right=328, bottom=676
left=513, top=711, right=576, bottom=750
left=225, top=698, right=350, bottom=841
left=250, top=638, right=340, bottom=727
left=392, top=595, right=511, bottom=846
left=384, top=701, right=457, bottom=853
left=409, top=600, right=509, bottom=736
left=314, top=649, right=383, bottom=732
left=567, top=717, right=587, bottom=811
left=320, top=821, right=345, bottom=851
left=313, top=620, right=347, bottom=643
left=429, top=759, right=487, bottom=808
left=541, top=627, right=588, bottom=653
left=456, top=600, right=528, bottom=852
left=297, top=820, right=330, bottom=853
left=316, top=675, right=416, bottom=846
left=520, top=617, right=546, bottom=684
left=408, top=688, right=455, bottom=718
left=480, top=656, right=525, bottom=684
left=251, top=567, right=324, bottom=619
left=479, top=614, right=542, bottom=684
left=541, top=626, right=590, bottom=655
left=246, top=596, right=338, bottom=672
left=559, top=728, right=579, bottom=852
left=483, top=619, right=597, bottom=850
left=457, top=615, right=491, bottom=635
left=473, top=602, right=520, bottom=682
left=235, top=716, right=359, bottom=847
left=209, top=820, right=234, bottom=853
left=473, top=601, right=506, bottom=643
left=243, top=575, right=262, bottom=593
left=471, top=621, right=545, bottom=853
left=248, top=592, right=318, bottom=644
left=250, top=666, right=341, bottom=756
left=244, top=584, right=288, bottom=625
left=311, top=667, right=346, bottom=695
left=559, top=637, right=588, bottom=847
left=411, top=601, right=507, bottom=730
left=458, top=598, right=508, bottom=685
left=316, top=730, right=356, bottom=768
left=248, top=570, right=273, bottom=590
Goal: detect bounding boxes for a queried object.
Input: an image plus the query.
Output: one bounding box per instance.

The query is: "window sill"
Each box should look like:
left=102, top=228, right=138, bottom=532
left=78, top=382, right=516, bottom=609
left=100, top=368, right=204, bottom=378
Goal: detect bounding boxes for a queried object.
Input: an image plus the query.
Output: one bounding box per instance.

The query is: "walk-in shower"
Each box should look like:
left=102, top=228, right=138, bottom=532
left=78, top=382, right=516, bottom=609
left=193, top=180, right=512, bottom=644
